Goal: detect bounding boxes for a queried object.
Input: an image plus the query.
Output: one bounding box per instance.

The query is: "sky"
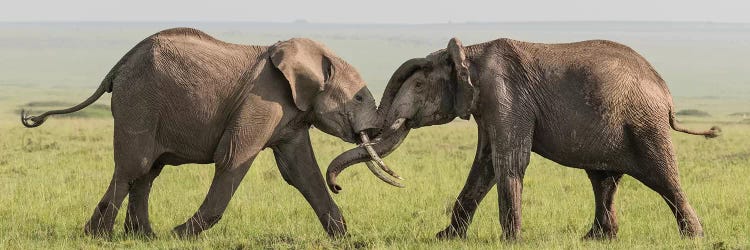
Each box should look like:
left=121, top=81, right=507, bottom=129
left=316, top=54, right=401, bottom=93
left=1, top=0, right=749, bottom=23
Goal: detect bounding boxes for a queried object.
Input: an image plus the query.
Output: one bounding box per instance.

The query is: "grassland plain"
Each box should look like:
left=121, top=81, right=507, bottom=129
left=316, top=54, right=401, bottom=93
left=1, top=101, right=749, bottom=249
left=1, top=22, right=749, bottom=249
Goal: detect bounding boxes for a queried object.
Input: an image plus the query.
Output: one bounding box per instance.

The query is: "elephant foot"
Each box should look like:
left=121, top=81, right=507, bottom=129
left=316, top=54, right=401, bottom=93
left=501, top=231, right=522, bottom=242
left=436, top=226, right=466, bottom=240
left=172, top=223, right=203, bottom=238
left=583, top=227, right=617, bottom=240
left=124, top=223, right=156, bottom=239
left=84, top=219, right=113, bottom=238
left=84, top=202, right=119, bottom=237
left=678, top=223, right=704, bottom=239
left=679, top=230, right=704, bottom=239
left=172, top=215, right=221, bottom=238
left=322, top=216, right=348, bottom=238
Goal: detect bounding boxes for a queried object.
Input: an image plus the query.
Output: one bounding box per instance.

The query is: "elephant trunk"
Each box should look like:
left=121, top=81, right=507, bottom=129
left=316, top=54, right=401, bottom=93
left=326, top=58, right=428, bottom=193
left=326, top=124, right=410, bottom=193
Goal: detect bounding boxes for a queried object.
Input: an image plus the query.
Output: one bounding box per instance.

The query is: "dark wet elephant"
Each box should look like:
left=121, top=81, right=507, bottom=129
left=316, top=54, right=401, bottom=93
left=327, top=37, right=720, bottom=240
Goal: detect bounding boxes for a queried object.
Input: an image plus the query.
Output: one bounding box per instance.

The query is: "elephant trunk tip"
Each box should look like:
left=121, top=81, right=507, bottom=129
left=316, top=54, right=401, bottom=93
left=326, top=169, right=343, bottom=194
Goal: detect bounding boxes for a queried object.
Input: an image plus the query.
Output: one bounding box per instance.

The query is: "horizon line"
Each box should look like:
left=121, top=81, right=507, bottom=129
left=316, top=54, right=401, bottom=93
left=1, top=20, right=749, bottom=25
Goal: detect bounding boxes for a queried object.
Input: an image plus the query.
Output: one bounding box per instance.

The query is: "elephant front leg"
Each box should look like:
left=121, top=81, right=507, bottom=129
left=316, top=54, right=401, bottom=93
left=489, top=124, right=533, bottom=241
left=172, top=104, right=279, bottom=237
left=437, top=126, right=494, bottom=239
left=172, top=157, right=255, bottom=237
left=173, top=125, right=266, bottom=237
left=272, top=130, right=346, bottom=237
left=496, top=174, right=524, bottom=241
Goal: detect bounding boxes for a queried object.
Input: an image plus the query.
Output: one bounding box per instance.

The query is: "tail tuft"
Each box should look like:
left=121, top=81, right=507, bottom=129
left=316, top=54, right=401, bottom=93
left=669, top=110, right=721, bottom=139
left=20, top=109, right=45, bottom=128
left=704, top=126, right=721, bottom=139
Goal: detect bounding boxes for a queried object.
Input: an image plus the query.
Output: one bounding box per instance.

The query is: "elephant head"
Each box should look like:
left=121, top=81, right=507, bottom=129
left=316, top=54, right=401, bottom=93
left=270, top=38, right=381, bottom=143
left=326, top=38, right=477, bottom=192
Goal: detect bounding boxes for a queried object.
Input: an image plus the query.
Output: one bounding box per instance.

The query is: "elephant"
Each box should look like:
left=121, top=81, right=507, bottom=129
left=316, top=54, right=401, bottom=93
left=20, top=27, right=391, bottom=238
left=326, top=37, right=720, bottom=240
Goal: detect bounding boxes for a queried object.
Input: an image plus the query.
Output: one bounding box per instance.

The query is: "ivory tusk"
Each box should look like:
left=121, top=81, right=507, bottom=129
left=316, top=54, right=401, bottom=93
left=365, top=161, right=404, bottom=188
left=390, top=118, right=406, bottom=130
left=360, top=132, right=404, bottom=180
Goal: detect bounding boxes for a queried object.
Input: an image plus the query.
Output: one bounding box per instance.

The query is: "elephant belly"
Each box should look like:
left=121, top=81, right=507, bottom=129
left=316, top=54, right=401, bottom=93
left=530, top=110, right=635, bottom=170
left=112, top=95, right=228, bottom=165
left=111, top=76, right=241, bottom=165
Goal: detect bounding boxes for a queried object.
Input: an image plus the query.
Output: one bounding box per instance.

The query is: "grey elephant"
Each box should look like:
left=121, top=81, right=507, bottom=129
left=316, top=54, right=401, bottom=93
left=21, top=28, right=392, bottom=238
left=326, top=37, right=720, bottom=240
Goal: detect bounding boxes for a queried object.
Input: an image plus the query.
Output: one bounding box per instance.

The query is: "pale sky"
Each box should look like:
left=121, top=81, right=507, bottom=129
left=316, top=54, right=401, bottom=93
left=1, top=0, right=749, bottom=23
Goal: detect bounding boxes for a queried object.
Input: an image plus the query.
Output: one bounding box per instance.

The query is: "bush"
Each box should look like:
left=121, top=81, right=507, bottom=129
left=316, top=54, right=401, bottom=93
left=675, top=109, right=711, bottom=117
left=729, top=112, right=750, bottom=118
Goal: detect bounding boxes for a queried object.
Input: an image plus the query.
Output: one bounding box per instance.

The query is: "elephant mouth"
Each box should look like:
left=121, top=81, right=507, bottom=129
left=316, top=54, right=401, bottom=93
left=405, top=119, right=416, bottom=129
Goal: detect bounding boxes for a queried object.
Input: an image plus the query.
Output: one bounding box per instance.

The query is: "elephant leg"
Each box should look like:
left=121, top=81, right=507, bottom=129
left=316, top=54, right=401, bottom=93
left=495, top=168, right=526, bottom=241
left=272, top=130, right=346, bottom=237
left=84, top=175, right=134, bottom=237
left=172, top=158, right=254, bottom=237
left=85, top=132, right=157, bottom=237
left=124, top=162, right=165, bottom=237
left=173, top=124, right=266, bottom=237
left=437, top=126, right=494, bottom=239
left=489, top=121, right=533, bottom=241
left=628, top=127, right=703, bottom=238
left=583, top=170, right=623, bottom=240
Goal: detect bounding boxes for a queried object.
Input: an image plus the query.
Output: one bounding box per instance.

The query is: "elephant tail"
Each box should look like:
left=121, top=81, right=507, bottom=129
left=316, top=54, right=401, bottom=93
left=668, top=109, right=721, bottom=138
left=20, top=46, right=132, bottom=128
left=21, top=80, right=111, bottom=128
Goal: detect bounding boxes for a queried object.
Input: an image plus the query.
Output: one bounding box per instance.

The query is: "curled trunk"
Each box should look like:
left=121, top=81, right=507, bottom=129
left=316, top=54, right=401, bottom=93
left=325, top=58, right=428, bottom=193
left=326, top=126, right=410, bottom=193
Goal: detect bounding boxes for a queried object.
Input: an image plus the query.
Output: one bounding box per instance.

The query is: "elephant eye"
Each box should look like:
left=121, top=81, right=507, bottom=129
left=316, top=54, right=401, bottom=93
left=415, top=81, right=423, bottom=89
left=354, top=95, right=363, bottom=102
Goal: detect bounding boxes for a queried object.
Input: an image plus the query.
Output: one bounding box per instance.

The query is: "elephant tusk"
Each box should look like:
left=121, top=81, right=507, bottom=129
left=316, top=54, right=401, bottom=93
left=374, top=117, right=405, bottom=146
left=365, top=161, right=404, bottom=188
left=390, top=118, right=406, bottom=130
left=360, top=132, right=404, bottom=181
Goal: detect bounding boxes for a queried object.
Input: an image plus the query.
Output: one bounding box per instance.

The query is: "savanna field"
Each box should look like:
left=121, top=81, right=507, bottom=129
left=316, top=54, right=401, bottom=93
left=1, top=23, right=749, bottom=249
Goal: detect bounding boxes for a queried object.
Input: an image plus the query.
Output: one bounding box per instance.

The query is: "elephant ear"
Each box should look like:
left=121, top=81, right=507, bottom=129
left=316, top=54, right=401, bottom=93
left=447, top=37, right=477, bottom=120
left=270, top=38, right=332, bottom=111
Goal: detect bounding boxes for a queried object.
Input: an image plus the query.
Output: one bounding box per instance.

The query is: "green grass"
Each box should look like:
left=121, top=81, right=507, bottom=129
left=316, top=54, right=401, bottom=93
left=1, top=114, right=748, bottom=249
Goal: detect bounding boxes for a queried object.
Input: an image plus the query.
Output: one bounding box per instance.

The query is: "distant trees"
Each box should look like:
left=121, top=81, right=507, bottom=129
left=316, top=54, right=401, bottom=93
left=675, top=109, right=711, bottom=117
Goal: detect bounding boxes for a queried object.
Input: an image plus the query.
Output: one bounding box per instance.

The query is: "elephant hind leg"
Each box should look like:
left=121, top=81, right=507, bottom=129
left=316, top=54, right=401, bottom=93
left=84, top=176, right=133, bottom=237
left=583, top=170, right=623, bottom=240
left=628, top=128, right=703, bottom=238
left=124, top=162, right=165, bottom=237
left=85, top=134, right=160, bottom=237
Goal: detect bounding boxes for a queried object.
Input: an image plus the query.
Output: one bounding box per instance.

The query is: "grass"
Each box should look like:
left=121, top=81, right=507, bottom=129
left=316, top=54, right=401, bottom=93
left=0, top=114, right=748, bottom=249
